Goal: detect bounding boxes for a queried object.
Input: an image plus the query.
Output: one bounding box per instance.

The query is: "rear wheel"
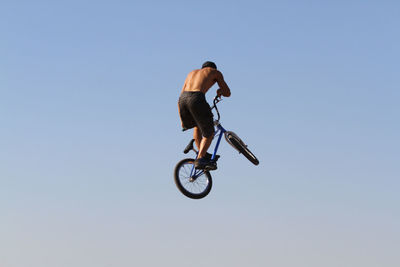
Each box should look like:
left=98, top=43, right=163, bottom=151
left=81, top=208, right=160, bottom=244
left=225, top=131, right=259, bottom=165
left=174, top=158, right=213, bottom=199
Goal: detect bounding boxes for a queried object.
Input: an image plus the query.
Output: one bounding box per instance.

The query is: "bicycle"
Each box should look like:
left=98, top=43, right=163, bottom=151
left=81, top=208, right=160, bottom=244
left=174, top=95, right=259, bottom=199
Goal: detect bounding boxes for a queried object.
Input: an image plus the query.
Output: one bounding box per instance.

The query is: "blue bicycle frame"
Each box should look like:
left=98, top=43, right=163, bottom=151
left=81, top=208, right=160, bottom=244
left=189, top=123, right=226, bottom=179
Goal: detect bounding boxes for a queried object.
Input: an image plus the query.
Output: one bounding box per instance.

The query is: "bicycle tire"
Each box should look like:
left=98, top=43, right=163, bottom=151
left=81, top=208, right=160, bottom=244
left=174, top=158, right=213, bottom=199
left=225, top=131, right=259, bottom=165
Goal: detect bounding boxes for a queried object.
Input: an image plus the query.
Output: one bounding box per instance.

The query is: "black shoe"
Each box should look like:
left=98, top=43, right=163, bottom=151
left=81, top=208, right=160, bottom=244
left=194, top=157, right=217, bottom=171
left=204, top=152, right=220, bottom=161
left=194, top=157, right=208, bottom=169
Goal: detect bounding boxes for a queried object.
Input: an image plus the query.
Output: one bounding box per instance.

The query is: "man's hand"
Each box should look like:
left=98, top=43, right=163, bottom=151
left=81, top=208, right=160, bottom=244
left=216, top=88, right=223, bottom=97
left=215, top=71, right=231, bottom=97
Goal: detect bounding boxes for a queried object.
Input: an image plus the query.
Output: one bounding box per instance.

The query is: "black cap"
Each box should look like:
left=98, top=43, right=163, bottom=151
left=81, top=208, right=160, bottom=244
left=202, top=61, right=217, bottom=69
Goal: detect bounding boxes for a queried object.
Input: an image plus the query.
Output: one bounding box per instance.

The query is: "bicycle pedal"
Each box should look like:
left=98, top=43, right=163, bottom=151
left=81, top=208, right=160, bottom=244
left=183, top=139, right=195, bottom=154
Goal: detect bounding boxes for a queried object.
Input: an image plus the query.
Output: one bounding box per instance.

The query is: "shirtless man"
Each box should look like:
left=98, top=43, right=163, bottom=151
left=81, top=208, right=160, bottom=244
left=178, top=61, right=231, bottom=170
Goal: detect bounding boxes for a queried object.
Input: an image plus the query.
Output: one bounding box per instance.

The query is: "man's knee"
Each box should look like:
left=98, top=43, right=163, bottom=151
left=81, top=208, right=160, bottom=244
left=202, top=127, right=215, bottom=138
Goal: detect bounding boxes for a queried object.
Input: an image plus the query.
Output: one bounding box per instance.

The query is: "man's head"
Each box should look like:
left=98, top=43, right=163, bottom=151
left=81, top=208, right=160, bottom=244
left=202, top=61, right=217, bottom=70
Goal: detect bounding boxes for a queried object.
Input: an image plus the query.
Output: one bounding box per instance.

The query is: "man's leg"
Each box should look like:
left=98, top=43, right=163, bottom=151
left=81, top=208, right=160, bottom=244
left=194, top=127, right=214, bottom=158
left=198, top=134, right=214, bottom=159
left=191, top=94, right=216, bottom=169
left=193, top=127, right=202, bottom=151
left=194, top=133, right=216, bottom=170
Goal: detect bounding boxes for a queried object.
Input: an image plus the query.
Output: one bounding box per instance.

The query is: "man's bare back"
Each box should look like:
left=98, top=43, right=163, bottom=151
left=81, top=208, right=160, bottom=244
left=181, top=67, right=231, bottom=97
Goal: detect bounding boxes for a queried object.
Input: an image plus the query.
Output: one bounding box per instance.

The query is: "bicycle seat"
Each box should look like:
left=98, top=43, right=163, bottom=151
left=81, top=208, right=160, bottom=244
left=183, top=139, right=195, bottom=154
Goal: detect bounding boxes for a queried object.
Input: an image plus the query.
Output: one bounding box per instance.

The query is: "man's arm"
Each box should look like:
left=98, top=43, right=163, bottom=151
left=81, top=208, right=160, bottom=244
left=215, top=71, right=231, bottom=97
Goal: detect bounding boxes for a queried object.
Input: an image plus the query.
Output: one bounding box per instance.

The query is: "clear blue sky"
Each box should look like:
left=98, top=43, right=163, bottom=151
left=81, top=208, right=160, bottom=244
left=1, top=1, right=399, bottom=266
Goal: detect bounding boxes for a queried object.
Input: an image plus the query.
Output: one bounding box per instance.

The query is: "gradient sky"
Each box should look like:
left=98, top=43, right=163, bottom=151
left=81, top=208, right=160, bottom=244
left=1, top=1, right=399, bottom=267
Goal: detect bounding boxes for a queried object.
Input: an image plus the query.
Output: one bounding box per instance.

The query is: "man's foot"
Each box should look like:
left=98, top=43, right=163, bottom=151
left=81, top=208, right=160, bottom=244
left=194, top=157, right=217, bottom=171
left=194, top=158, right=209, bottom=169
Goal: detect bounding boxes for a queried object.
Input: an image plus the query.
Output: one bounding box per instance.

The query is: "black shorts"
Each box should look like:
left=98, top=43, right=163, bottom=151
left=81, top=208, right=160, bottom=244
left=178, top=91, right=214, bottom=138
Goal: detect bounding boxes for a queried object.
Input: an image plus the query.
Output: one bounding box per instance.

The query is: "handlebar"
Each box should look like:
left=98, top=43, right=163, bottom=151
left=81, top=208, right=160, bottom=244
left=212, top=95, right=222, bottom=106
left=211, top=95, right=222, bottom=122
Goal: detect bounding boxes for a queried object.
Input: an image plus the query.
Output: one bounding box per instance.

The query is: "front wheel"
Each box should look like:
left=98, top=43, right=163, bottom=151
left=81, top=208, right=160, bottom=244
left=174, top=158, right=213, bottom=199
left=225, top=131, right=259, bottom=165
